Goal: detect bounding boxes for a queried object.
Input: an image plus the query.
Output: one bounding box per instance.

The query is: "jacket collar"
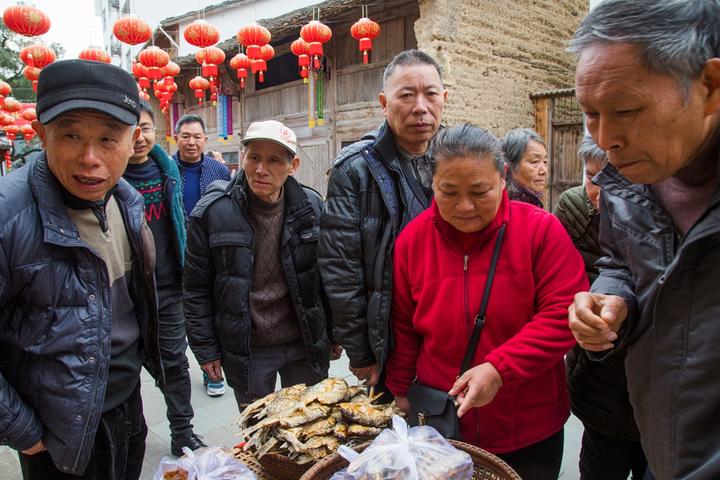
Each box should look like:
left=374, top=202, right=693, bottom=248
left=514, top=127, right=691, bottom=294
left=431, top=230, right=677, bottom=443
left=228, top=170, right=310, bottom=218
left=432, top=189, right=510, bottom=251
left=29, top=152, right=143, bottom=247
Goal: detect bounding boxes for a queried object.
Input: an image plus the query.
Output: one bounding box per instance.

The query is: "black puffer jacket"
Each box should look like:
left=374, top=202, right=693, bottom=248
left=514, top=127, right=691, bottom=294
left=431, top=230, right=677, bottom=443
left=318, top=122, right=430, bottom=369
left=184, top=172, right=330, bottom=397
left=0, top=155, right=162, bottom=475
left=591, top=162, right=720, bottom=479
left=554, top=185, right=639, bottom=441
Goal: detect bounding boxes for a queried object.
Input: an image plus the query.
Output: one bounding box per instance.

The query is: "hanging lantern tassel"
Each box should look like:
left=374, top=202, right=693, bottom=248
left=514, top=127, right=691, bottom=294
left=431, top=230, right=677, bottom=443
left=308, top=70, right=316, bottom=128
left=317, top=69, right=324, bottom=126
left=226, top=93, right=233, bottom=141
left=351, top=11, right=380, bottom=65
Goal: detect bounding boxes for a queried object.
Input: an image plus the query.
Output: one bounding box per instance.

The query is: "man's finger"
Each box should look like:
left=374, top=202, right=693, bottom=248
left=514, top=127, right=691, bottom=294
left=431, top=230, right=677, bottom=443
left=456, top=383, right=479, bottom=418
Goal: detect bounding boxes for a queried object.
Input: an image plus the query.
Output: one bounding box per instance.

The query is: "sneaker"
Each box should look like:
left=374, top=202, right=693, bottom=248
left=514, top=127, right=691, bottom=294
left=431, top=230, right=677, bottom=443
left=171, top=432, right=207, bottom=457
left=203, top=372, right=225, bottom=397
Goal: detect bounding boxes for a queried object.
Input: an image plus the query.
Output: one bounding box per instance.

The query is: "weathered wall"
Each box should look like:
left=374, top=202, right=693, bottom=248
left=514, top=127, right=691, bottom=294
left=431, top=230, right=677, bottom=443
left=415, top=0, right=587, bottom=136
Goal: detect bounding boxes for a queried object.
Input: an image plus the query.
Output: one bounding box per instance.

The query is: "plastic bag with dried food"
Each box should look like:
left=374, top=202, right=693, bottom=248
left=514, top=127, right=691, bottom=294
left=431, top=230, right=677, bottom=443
left=153, top=446, right=258, bottom=480
left=331, top=416, right=473, bottom=480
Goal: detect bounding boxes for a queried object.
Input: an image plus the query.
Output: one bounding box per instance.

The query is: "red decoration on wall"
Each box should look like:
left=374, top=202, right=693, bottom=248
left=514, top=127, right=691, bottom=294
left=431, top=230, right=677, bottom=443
left=2, top=4, right=51, bottom=37
left=184, top=19, right=219, bottom=48
left=78, top=47, right=111, bottom=63
left=113, top=16, right=152, bottom=45
left=350, top=16, right=380, bottom=64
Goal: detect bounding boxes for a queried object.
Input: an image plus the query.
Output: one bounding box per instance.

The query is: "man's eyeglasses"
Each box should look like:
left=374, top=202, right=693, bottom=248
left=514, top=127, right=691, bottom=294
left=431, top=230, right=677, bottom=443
left=140, top=126, right=156, bottom=134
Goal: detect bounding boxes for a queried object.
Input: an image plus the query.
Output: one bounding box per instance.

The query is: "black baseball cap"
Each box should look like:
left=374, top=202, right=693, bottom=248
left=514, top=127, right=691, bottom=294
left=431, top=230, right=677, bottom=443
left=36, top=59, right=141, bottom=125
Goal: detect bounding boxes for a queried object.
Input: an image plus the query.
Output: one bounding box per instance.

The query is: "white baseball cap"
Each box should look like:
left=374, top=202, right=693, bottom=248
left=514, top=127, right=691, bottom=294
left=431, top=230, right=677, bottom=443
left=241, top=120, right=297, bottom=156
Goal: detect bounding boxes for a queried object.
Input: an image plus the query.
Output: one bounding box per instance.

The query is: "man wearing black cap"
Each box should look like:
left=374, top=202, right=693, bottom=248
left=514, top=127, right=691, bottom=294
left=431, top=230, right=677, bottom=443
left=0, top=60, right=162, bottom=479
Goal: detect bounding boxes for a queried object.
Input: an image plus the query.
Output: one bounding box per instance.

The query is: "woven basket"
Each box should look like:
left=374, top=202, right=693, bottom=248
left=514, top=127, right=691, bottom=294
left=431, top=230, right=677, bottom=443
left=256, top=452, right=316, bottom=480
left=299, top=439, right=521, bottom=480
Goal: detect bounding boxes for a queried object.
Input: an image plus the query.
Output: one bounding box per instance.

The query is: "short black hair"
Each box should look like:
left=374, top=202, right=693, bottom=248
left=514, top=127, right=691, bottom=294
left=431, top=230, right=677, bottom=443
left=382, top=49, right=443, bottom=88
left=139, top=100, right=155, bottom=123
left=175, top=114, right=205, bottom=134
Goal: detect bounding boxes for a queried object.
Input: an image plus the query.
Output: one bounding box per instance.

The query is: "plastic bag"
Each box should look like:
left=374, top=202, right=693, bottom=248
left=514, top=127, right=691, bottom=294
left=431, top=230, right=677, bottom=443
left=331, top=416, right=473, bottom=480
left=153, top=446, right=258, bottom=480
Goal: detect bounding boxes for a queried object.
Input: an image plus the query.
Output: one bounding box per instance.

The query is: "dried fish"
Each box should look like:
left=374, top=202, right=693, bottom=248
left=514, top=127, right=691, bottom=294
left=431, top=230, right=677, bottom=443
left=299, top=378, right=349, bottom=405
left=347, top=424, right=384, bottom=437
left=338, top=401, right=396, bottom=427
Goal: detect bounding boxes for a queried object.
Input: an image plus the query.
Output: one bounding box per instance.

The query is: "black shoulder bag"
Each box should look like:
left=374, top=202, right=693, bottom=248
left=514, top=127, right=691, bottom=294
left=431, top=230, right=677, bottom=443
left=406, top=223, right=507, bottom=439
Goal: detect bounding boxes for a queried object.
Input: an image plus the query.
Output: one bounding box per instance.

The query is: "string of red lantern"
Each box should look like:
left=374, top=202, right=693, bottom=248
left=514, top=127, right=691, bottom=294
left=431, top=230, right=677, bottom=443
left=229, top=52, right=251, bottom=89
left=300, top=19, right=331, bottom=70
left=350, top=6, right=380, bottom=65
left=299, top=9, right=332, bottom=128
left=184, top=19, right=219, bottom=48
left=188, top=76, right=210, bottom=105
left=290, top=38, right=311, bottom=82
left=237, top=23, right=271, bottom=84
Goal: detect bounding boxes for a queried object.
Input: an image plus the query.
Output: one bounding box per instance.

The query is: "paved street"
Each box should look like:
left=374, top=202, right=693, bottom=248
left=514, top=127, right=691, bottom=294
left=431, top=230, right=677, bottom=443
left=0, top=350, right=583, bottom=479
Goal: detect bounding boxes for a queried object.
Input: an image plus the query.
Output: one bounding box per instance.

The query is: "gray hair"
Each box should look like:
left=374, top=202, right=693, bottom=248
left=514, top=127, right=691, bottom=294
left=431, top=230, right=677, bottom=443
left=570, top=0, right=720, bottom=89
left=382, top=49, right=443, bottom=89
left=500, top=128, right=545, bottom=173
left=578, top=135, right=607, bottom=167
left=432, top=124, right=505, bottom=173
left=175, top=114, right=206, bottom=134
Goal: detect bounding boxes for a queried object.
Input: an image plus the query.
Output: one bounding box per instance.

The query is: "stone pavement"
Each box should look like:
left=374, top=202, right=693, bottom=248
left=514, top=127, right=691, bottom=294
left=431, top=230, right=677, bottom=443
left=0, top=350, right=583, bottom=479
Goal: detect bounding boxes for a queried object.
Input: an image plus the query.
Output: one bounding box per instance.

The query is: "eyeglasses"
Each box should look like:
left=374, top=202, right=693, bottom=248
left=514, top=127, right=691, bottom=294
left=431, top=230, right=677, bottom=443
left=140, top=126, right=156, bottom=134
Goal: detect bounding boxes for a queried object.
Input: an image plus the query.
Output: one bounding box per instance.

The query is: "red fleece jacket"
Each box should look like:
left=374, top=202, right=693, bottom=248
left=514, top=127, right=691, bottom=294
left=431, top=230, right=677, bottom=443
left=385, top=192, right=588, bottom=453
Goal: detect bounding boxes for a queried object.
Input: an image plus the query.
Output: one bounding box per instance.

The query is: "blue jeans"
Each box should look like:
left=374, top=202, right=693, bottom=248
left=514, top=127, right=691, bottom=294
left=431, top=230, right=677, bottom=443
left=19, top=381, right=146, bottom=480
left=156, top=284, right=195, bottom=437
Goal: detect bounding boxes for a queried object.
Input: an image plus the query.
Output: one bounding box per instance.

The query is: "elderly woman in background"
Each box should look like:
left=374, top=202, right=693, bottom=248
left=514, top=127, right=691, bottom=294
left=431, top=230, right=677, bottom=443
left=501, top=128, right=548, bottom=207
left=555, top=137, right=647, bottom=480
left=385, top=124, right=587, bottom=479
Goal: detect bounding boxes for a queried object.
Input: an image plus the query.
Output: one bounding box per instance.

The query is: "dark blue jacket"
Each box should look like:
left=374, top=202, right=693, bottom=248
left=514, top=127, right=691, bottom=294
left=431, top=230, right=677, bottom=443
left=0, top=155, right=162, bottom=475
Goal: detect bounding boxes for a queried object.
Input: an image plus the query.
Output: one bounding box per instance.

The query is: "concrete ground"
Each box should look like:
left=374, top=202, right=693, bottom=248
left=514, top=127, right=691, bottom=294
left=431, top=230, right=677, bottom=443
left=0, top=350, right=584, bottom=479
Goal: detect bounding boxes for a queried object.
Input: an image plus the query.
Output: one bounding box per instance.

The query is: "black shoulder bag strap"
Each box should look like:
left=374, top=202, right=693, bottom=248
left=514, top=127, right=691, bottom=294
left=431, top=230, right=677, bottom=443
left=458, top=222, right=507, bottom=376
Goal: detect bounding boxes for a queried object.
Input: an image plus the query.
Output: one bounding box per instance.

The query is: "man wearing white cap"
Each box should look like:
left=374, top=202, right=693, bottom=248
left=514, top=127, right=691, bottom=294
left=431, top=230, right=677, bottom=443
left=183, top=120, right=339, bottom=407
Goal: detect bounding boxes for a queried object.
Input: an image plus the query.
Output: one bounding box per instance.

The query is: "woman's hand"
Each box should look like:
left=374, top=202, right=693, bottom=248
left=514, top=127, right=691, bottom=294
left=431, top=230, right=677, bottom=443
left=448, top=362, right=503, bottom=417
left=395, top=395, right=411, bottom=414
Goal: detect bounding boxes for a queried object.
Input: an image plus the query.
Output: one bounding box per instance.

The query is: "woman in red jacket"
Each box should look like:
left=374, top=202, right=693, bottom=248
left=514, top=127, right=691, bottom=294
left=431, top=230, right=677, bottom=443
left=386, top=124, right=588, bottom=479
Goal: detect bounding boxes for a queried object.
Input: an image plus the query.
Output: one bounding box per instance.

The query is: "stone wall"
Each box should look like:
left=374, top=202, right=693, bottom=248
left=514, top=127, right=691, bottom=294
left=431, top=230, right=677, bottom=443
left=415, top=0, right=587, bottom=137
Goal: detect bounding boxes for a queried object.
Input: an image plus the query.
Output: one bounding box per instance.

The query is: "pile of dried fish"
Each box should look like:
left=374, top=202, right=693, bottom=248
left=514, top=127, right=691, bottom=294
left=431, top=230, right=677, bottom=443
left=235, top=378, right=400, bottom=464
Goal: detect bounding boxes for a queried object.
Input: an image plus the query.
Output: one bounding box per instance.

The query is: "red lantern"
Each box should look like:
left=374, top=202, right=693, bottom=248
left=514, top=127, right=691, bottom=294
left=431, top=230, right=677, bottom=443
left=195, top=46, right=225, bottom=79
left=183, top=19, right=219, bottom=48
left=0, top=80, right=11, bottom=101
left=2, top=5, right=51, bottom=37
left=113, top=16, right=152, bottom=45
left=300, top=20, right=332, bottom=70
left=138, top=46, right=170, bottom=80
left=237, top=23, right=271, bottom=59
left=229, top=53, right=251, bottom=89
left=0, top=113, right=15, bottom=125
left=78, top=46, right=111, bottom=63
left=290, top=38, right=311, bottom=79
left=188, top=76, right=210, bottom=105
left=161, top=61, right=180, bottom=84
left=251, top=44, right=274, bottom=83
left=137, top=84, right=150, bottom=101
left=20, top=124, right=35, bottom=141
left=20, top=44, right=55, bottom=68
left=22, top=66, right=41, bottom=92
left=3, top=124, right=20, bottom=141
left=21, top=108, right=36, bottom=122
left=3, top=97, right=22, bottom=113
left=350, top=17, right=380, bottom=65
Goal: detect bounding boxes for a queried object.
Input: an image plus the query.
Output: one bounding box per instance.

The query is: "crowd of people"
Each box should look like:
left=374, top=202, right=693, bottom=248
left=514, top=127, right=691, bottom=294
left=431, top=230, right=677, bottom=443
left=0, top=0, right=719, bottom=479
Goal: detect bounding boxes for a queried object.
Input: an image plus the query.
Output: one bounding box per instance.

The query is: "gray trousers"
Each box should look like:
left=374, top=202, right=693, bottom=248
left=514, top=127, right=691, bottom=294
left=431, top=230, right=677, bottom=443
left=156, top=284, right=195, bottom=437
left=233, top=338, right=325, bottom=409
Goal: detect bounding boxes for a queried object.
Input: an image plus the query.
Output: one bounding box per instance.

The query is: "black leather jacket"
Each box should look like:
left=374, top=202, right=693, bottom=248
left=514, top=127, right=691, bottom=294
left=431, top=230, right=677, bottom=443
left=591, top=163, right=720, bottom=479
left=0, top=155, right=162, bottom=475
left=183, top=172, right=330, bottom=397
left=318, top=122, right=430, bottom=370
